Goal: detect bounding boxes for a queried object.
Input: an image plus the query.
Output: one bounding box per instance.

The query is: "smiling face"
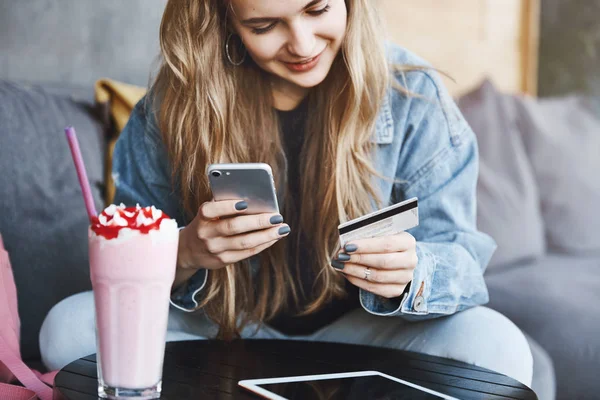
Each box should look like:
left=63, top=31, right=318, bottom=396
left=229, top=0, right=347, bottom=97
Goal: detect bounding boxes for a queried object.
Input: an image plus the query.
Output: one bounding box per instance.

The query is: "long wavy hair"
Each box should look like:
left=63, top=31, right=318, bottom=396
left=152, top=0, right=393, bottom=340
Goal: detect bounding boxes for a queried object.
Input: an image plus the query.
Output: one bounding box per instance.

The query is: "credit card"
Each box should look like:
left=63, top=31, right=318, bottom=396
left=338, top=197, right=418, bottom=246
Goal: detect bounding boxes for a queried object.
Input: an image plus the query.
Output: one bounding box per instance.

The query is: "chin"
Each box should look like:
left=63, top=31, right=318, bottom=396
left=288, top=73, right=328, bottom=88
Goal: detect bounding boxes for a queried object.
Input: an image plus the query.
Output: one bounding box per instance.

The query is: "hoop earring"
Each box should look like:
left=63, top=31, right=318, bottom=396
left=225, top=33, right=247, bottom=66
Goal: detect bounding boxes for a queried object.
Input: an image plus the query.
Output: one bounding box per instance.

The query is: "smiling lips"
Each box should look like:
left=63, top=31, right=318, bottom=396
left=282, top=48, right=325, bottom=72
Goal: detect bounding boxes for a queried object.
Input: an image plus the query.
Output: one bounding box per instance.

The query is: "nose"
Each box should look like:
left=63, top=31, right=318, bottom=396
left=286, top=20, right=316, bottom=58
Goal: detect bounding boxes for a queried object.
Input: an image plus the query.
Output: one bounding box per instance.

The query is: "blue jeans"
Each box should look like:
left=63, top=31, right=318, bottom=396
left=40, top=291, right=533, bottom=387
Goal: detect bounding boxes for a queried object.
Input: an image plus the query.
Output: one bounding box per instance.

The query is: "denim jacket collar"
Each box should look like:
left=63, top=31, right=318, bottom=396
left=372, top=92, right=394, bottom=144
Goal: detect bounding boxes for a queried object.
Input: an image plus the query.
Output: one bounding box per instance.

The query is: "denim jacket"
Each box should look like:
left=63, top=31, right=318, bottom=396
left=112, top=44, right=497, bottom=321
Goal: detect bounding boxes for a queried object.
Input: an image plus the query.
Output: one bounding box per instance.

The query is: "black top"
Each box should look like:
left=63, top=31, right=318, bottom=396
left=267, top=99, right=360, bottom=336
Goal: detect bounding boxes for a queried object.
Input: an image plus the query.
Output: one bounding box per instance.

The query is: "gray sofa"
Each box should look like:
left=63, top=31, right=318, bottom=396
left=457, top=80, right=600, bottom=400
left=1, top=2, right=599, bottom=400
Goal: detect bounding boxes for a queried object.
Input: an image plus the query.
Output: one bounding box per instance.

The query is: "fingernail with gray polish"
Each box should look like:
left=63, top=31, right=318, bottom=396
left=278, top=226, right=291, bottom=236
left=270, top=215, right=284, bottom=225
left=331, top=260, right=345, bottom=270
left=235, top=201, right=248, bottom=210
left=337, top=253, right=351, bottom=261
left=344, top=244, right=358, bottom=253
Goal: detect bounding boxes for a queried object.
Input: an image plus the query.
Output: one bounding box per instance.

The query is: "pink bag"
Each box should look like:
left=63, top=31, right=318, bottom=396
left=0, top=234, right=57, bottom=400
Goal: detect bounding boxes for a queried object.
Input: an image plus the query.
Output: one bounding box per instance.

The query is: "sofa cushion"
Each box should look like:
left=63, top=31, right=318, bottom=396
left=516, top=95, right=600, bottom=255
left=485, top=253, right=600, bottom=400
left=0, top=80, right=104, bottom=360
left=457, top=80, right=546, bottom=270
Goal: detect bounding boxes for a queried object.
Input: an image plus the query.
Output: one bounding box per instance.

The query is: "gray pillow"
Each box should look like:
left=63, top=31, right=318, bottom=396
left=457, top=80, right=546, bottom=270
left=516, top=95, right=600, bottom=255
left=0, top=80, right=104, bottom=360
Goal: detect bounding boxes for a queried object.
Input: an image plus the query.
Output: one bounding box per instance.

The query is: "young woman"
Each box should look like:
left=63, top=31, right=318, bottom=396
left=41, top=0, right=533, bottom=386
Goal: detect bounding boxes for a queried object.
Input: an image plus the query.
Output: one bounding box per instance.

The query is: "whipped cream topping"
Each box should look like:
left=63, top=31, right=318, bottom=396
left=91, top=204, right=177, bottom=240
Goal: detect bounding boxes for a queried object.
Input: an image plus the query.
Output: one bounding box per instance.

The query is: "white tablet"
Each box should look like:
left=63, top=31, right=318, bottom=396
left=238, top=370, right=459, bottom=399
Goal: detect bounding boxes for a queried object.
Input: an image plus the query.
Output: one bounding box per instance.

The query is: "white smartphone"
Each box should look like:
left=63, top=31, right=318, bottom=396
left=207, top=163, right=280, bottom=214
left=238, top=370, right=458, bottom=399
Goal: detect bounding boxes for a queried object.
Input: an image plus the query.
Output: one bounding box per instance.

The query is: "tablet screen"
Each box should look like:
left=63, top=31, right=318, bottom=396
left=256, top=375, right=447, bottom=399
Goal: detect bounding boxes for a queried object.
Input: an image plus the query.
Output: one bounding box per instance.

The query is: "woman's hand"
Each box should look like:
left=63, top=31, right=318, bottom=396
left=178, top=199, right=290, bottom=271
left=332, top=232, right=417, bottom=299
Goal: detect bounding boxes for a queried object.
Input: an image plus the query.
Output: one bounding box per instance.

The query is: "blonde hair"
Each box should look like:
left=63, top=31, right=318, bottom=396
left=153, top=0, right=391, bottom=340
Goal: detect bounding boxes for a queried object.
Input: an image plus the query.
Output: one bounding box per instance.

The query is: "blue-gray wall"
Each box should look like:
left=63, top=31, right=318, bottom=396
left=539, top=0, right=600, bottom=97
left=0, top=0, right=166, bottom=88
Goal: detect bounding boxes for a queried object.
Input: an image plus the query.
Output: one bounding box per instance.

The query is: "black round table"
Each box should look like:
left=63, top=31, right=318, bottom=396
left=53, top=340, right=536, bottom=399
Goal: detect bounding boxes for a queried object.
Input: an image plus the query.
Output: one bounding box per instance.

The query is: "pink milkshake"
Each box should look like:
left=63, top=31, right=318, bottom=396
left=89, top=204, right=179, bottom=399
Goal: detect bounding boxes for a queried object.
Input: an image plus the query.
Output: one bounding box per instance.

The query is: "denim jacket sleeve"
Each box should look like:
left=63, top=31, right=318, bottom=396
left=359, top=50, right=497, bottom=320
left=112, top=97, right=208, bottom=312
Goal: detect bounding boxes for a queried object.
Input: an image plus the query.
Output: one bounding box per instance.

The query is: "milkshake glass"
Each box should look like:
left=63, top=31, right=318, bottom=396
left=89, top=204, right=179, bottom=399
